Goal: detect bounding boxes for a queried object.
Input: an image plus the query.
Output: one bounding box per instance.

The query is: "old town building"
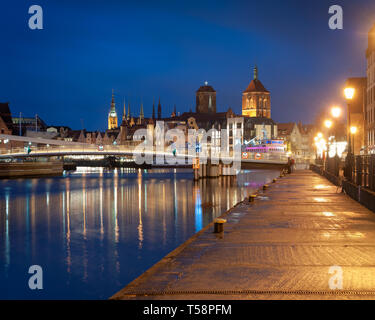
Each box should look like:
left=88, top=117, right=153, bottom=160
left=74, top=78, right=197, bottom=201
left=242, top=66, right=271, bottom=118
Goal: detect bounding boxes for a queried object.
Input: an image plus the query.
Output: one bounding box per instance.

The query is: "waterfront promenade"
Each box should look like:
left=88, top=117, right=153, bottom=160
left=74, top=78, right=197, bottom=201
left=112, top=170, right=375, bottom=300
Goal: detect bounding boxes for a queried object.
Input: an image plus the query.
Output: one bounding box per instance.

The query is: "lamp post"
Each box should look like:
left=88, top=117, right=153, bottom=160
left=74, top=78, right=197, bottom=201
left=350, top=126, right=357, bottom=155
left=324, top=120, right=333, bottom=170
left=344, top=87, right=355, bottom=181
left=324, top=119, right=332, bottom=155
left=330, top=106, right=342, bottom=157
left=344, top=87, right=355, bottom=154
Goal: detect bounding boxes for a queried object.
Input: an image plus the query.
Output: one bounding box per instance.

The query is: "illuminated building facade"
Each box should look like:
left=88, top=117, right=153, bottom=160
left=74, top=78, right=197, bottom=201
left=367, top=23, right=375, bottom=153
left=108, top=90, right=118, bottom=130
left=242, top=66, right=271, bottom=118
left=346, top=77, right=366, bottom=155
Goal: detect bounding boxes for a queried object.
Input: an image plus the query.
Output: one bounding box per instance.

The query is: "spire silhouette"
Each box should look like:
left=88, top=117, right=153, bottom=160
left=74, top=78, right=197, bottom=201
left=152, top=98, right=155, bottom=120
left=140, top=100, right=144, bottom=120
left=122, top=99, right=126, bottom=121
left=157, top=98, right=162, bottom=120
left=127, top=101, right=131, bottom=120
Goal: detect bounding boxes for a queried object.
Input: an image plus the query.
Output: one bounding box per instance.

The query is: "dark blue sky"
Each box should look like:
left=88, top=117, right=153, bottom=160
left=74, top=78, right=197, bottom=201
left=1, top=0, right=375, bottom=131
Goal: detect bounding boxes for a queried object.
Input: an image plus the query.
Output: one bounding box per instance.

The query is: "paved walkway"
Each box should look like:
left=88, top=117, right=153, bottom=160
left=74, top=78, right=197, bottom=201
left=112, top=170, right=375, bottom=300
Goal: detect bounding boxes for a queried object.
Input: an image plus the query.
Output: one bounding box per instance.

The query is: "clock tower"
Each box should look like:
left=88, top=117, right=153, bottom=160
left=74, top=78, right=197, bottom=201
left=108, top=90, right=118, bottom=130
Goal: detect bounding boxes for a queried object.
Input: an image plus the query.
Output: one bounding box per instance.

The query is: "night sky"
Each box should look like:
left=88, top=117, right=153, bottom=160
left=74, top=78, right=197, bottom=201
left=1, top=0, right=375, bottom=131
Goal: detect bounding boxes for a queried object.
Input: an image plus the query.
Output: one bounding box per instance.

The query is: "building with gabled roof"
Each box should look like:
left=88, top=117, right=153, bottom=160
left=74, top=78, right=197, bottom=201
left=242, top=66, right=271, bottom=118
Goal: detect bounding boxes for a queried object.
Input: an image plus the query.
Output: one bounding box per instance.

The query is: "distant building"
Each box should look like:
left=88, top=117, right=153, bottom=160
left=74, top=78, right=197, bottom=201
left=108, top=90, right=118, bottom=130
left=277, top=122, right=315, bottom=160
left=278, top=123, right=302, bottom=156
left=297, top=122, right=316, bottom=159
left=346, top=77, right=367, bottom=155
left=0, top=102, right=13, bottom=136
left=12, top=115, right=47, bottom=136
left=242, top=66, right=271, bottom=118
left=0, top=102, right=23, bottom=150
left=196, top=82, right=216, bottom=114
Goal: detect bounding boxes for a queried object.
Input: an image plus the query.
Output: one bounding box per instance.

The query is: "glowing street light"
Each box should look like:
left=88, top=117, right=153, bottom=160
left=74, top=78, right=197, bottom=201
left=331, top=106, right=342, bottom=118
left=350, top=126, right=357, bottom=134
left=317, top=132, right=323, bottom=138
left=324, top=119, right=333, bottom=129
left=344, top=87, right=355, bottom=100
left=350, top=126, right=357, bottom=154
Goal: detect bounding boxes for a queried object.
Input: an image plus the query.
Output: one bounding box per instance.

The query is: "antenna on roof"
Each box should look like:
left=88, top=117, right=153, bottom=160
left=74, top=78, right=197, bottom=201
left=254, top=65, right=258, bottom=80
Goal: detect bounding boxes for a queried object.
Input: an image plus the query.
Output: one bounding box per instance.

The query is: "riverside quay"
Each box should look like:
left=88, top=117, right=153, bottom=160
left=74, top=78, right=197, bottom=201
left=3, top=1, right=375, bottom=313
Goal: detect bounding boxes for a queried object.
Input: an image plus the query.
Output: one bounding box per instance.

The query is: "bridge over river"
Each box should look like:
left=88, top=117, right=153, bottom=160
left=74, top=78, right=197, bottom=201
left=0, top=134, right=288, bottom=170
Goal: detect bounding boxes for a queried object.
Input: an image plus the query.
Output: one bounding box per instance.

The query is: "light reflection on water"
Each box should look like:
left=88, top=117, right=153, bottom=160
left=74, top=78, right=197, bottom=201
left=0, top=168, right=279, bottom=299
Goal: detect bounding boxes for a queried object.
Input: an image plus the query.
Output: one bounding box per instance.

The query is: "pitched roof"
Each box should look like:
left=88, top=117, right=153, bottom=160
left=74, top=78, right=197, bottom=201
left=243, top=79, right=269, bottom=93
left=196, top=85, right=216, bottom=93
left=277, top=123, right=296, bottom=136
left=297, top=123, right=314, bottom=135
left=244, top=117, right=276, bottom=125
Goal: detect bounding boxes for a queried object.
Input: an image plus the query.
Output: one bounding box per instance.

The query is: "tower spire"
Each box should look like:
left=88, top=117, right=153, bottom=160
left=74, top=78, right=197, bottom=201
left=254, top=65, right=258, bottom=80
left=122, top=99, right=126, bottom=121
left=127, top=101, right=131, bottom=120
left=157, top=97, right=162, bottom=120
left=152, top=97, right=155, bottom=120
left=108, top=90, right=118, bottom=130
left=140, top=100, right=144, bottom=120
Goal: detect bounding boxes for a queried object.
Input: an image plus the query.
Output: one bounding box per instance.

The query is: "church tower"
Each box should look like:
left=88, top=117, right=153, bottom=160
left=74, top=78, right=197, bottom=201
left=196, top=81, right=216, bottom=114
left=242, top=66, right=271, bottom=118
left=108, top=90, right=118, bottom=130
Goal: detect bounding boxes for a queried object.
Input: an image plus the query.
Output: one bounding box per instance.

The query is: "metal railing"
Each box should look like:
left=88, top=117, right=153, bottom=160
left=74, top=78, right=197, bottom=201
left=345, top=154, right=375, bottom=191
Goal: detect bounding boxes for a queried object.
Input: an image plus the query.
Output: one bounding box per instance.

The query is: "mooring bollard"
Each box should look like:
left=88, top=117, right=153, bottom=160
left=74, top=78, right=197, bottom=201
left=263, top=184, right=269, bottom=190
left=214, top=218, right=227, bottom=233
left=249, top=194, right=257, bottom=202
left=272, top=178, right=277, bottom=183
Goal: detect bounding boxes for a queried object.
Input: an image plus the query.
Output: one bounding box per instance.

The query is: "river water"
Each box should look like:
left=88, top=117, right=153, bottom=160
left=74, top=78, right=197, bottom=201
left=0, top=168, right=279, bottom=299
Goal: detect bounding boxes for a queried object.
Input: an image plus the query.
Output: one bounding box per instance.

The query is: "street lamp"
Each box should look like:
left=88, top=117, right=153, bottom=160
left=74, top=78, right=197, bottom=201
left=344, top=87, right=355, bottom=154
left=350, top=126, right=357, bottom=134
left=324, top=119, right=333, bottom=129
left=344, top=87, right=355, bottom=100
left=350, top=126, right=357, bottom=155
left=331, top=106, right=342, bottom=118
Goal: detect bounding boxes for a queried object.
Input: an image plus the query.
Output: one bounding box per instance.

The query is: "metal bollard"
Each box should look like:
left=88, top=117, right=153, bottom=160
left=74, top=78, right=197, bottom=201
left=214, top=218, right=227, bottom=233
left=249, top=194, right=257, bottom=202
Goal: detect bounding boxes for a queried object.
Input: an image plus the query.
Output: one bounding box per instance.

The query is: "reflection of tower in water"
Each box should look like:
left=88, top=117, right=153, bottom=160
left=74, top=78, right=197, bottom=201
left=137, top=169, right=143, bottom=249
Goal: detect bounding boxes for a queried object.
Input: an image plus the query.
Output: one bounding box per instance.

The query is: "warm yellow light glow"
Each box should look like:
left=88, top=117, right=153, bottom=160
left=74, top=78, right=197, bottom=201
left=314, top=137, right=318, bottom=142
left=324, top=119, right=333, bottom=129
left=344, top=87, right=355, bottom=100
left=331, top=107, right=342, bottom=118
left=315, top=184, right=328, bottom=189
left=350, top=126, right=357, bottom=134
left=317, top=132, right=323, bottom=138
